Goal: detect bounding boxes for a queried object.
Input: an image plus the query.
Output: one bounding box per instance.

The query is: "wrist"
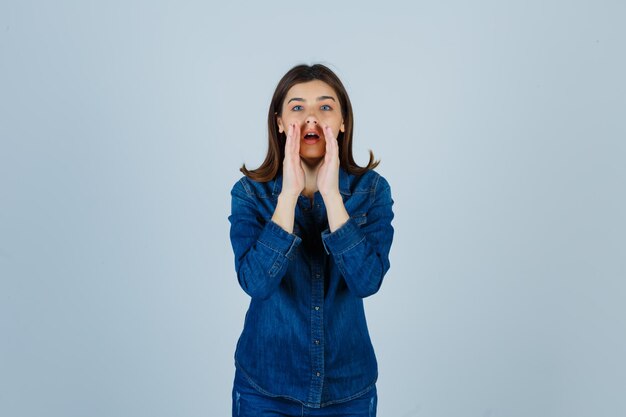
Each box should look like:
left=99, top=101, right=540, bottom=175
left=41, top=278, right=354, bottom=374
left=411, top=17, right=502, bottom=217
left=324, top=192, right=349, bottom=232
left=272, top=192, right=298, bottom=234
left=320, top=189, right=342, bottom=202
left=278, top=192, right=299, bottom=206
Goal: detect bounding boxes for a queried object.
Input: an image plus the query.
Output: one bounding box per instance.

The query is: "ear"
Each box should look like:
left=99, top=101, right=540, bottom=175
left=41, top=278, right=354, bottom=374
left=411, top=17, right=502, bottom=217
left=340, top=120, right=345, bottom=133
left=276, top=112, right=284, bottom=133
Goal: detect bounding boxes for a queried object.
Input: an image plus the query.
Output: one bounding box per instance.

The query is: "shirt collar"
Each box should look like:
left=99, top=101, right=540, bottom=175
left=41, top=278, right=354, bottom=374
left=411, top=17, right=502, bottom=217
left=272, top=167, right=351, bottom=196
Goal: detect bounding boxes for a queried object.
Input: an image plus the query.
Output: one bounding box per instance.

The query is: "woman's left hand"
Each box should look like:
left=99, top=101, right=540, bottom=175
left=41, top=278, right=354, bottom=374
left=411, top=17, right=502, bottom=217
left=316, top=125, right=341, bottom=198
left=317, top=125, right=349, bottom=231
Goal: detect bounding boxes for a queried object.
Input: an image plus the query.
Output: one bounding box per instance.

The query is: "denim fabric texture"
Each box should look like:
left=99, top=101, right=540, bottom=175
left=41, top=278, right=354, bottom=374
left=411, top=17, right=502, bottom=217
left=232, top=368, right=377, bottom=416
left=229, top=168, right=394, bottom=408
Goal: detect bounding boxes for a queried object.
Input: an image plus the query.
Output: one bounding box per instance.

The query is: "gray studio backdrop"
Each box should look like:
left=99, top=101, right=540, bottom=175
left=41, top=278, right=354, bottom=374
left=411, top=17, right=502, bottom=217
left=1, top=1, right=625, bottom=416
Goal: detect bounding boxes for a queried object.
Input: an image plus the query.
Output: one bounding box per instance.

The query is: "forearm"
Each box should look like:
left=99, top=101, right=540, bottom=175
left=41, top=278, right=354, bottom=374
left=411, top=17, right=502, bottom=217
left=322, top=191, right=349, bottom=232
left=232, top=219, right=302, bottom=300
left=321, top=179, right=395, bottom=298
left=230, top=180, right=303, bottom=300
left=329, top=227, right=390, bottom=297
left=321, top=217, right=388, bottom=297
left=271, top=193, right=298, bottom=233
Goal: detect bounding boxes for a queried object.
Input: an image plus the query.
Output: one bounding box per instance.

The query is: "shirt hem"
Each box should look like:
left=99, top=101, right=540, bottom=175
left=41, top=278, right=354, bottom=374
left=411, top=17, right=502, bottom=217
left=234, top=360, right=377, bottom=409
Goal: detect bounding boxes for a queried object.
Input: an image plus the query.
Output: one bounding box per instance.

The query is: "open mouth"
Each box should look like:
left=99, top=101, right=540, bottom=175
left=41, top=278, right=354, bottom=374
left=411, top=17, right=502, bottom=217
left=302, top=131, right=321, bottom=144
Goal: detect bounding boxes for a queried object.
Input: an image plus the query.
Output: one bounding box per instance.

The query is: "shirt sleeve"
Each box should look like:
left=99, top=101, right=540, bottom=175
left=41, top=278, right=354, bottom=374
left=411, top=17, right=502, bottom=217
left=321, top=175, right=394, bottom=298
left=229, top=179, right=302, bottom=300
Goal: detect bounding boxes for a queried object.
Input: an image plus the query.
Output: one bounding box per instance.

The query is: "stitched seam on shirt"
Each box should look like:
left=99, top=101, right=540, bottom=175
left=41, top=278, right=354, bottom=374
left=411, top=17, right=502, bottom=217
left=239, top=177, right=253, bottom=195
left=318, top=379, right=378, bottom=407
left=268, top=258, right=283, bottom=277
left=239, top=177, right=272, bottom=198
left=352, top=214, right=367, bottom=225
left=336, top=235, right=365, bottom=255
left=234, top=362, right=308, bottom=407
left=284, top=237, right=300, bottom=260
left=370, top=174, right=381, bottom=204
left=257, top=239, right=284, bottom=254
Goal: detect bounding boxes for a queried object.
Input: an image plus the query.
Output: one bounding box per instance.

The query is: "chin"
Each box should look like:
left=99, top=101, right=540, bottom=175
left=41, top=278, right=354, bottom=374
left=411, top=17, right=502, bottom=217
left=300, top=153, right=325, bottom=166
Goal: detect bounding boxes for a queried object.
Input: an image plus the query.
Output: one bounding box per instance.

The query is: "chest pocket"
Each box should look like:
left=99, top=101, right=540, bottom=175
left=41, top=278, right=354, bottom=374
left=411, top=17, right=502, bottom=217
left=351, top=212, right=368, bottom=226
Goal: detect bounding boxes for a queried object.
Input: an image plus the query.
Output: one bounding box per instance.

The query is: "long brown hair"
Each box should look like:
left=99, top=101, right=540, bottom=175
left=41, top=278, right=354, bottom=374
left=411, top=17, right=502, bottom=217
left=241, top=64, right=379, bottom=182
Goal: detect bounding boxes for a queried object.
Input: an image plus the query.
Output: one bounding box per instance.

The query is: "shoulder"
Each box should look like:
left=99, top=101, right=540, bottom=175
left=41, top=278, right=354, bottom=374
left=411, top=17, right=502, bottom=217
left=230, top=175, right=278, bottom=199
left=346, top=169, right=391, bottom=195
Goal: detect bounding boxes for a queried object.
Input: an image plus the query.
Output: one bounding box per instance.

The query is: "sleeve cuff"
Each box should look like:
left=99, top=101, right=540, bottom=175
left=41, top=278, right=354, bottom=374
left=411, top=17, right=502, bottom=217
left=258, top=220, right=302, bottom=260
left=321, top=217, right=365, bottom=255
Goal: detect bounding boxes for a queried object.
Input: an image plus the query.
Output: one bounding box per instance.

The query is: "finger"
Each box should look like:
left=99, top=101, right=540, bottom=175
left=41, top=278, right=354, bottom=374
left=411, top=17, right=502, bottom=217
left=290, top=124, right=300, bottom=160
left=293, top=123, right=300, bottom=155
left=323, top=124, right=335, bottom=142
left=285, top=123, right=293, bottom=154
left=324, top=125, right=337, bottom=148
left=324, top=125, right=338, bottom=159
left=325, top=128, right=332, bottom=159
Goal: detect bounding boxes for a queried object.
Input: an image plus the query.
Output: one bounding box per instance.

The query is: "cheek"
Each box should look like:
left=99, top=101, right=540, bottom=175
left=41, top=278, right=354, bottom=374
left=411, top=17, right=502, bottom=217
left=281, top=114, right=305, bottom=127
left=323, top=116, right=343, bottom=131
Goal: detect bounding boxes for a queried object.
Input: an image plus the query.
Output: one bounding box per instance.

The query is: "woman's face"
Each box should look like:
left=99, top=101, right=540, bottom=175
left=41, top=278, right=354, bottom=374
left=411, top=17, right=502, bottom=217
left=276, top=80, right=345, bottom=164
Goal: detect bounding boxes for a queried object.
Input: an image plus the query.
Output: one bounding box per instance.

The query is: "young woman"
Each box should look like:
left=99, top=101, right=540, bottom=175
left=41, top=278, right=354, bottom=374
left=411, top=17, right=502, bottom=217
left=228, top=64, right=394, bottom=416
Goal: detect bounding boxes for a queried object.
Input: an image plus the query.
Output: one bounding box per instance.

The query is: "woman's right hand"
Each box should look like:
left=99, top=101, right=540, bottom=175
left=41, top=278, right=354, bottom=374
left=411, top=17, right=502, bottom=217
left=281, top=123, right=305, bottom=198
left=272, top=123, right=303, bottom=233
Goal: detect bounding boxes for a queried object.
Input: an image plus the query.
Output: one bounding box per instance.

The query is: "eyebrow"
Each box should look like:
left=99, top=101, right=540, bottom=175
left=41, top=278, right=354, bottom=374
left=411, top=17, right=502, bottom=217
left=287, top=96, right=336, bottom=104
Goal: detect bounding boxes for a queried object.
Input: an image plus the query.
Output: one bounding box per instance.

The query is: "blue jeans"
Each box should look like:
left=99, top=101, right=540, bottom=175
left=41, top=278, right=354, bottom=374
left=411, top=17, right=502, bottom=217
left=232, top=370, right=377, bottom=417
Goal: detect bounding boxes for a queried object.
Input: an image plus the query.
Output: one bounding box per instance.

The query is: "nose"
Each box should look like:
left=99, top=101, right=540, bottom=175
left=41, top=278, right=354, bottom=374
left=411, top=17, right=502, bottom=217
left=305, top=115, right=318, bottom=125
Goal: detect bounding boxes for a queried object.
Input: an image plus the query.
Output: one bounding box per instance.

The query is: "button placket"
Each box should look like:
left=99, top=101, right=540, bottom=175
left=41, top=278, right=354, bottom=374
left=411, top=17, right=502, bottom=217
left=308, top=259, right=325, bottom=404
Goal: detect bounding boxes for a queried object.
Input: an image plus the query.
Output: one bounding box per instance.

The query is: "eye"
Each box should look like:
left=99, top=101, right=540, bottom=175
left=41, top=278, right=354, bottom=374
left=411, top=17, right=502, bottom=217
left=291, top=105, right=304, bottom=111
left=320, top=105, right=332, bottom=111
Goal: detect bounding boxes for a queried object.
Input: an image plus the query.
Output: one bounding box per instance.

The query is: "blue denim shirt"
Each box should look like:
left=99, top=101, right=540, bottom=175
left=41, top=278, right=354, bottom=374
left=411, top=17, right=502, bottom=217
left=228, top=168, right=394, bottom=408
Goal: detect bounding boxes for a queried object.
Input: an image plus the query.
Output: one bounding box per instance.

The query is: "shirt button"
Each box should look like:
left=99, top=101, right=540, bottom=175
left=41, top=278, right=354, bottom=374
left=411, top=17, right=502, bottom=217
left=316, top=372, right=321, bottom=377
left=315, top=273, right=320, bottom=278
left=314, top=340, right=320, bottom=345
left=314, top=306, right=320, bottom=311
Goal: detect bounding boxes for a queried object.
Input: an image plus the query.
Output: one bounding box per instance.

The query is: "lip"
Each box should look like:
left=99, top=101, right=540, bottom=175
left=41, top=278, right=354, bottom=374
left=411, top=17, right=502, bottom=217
left=301, top=129, right=322, bottom=145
